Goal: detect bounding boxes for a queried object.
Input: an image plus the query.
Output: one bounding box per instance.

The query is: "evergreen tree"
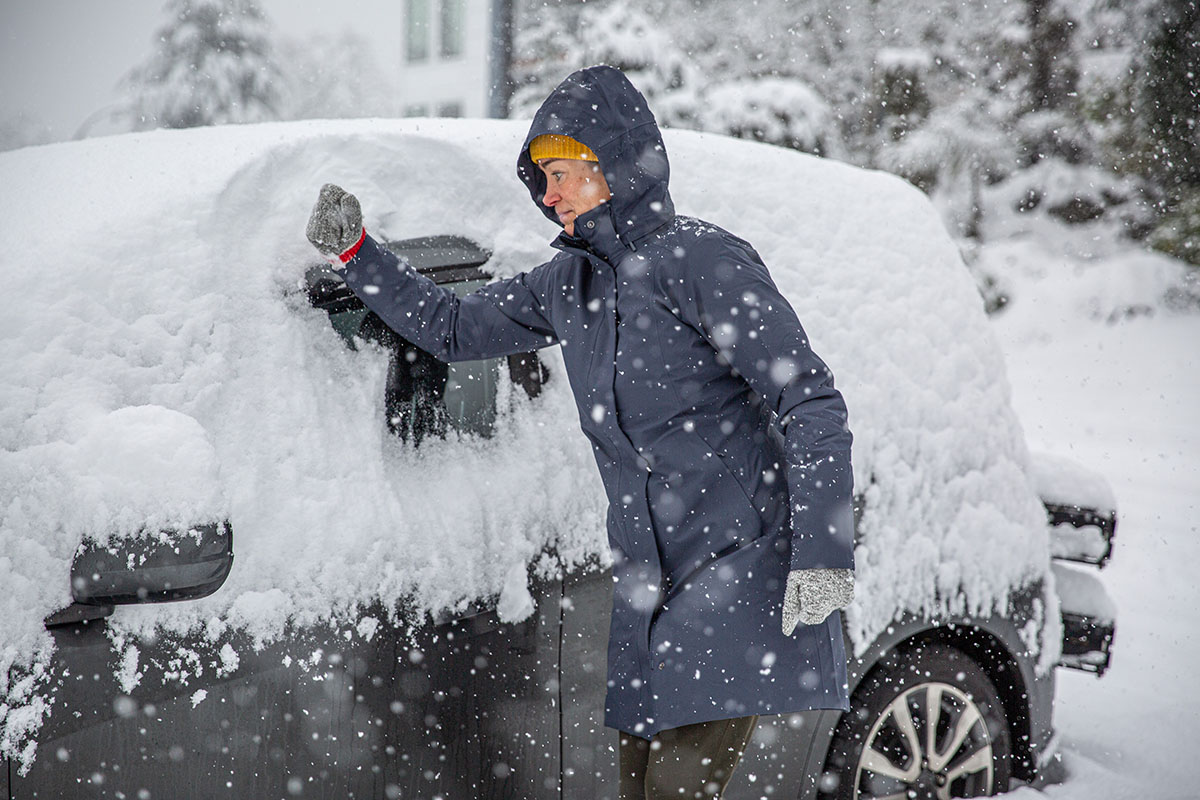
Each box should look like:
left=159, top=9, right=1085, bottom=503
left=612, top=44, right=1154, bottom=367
left=697, top=76, right=844, bottom=158
left=870, top=48, right=934, bottom=145
left=1136, top=0, right=1200, bottom=195
left=509, top=0, right=1186, bottom=254
left=117, top=0, right=282, bottom=131
left=1137, top=0, right=1200, bottom=265
left=1022, top=0, right=1080, bottom=114
left=510, top=3, right=577, bottom=118
left=578, top=2, right=690, bottom=94
left=276, top=32, right=396, bottom=121
left=510, top=0, right=1024, bottom=165
left=0, top=112, right=53, bottom=152
left=877, top=96, right=1014, bottom=239
left=1009, top=0, right=1091, bottom=167
left=510, top=0, right=696, bottom=123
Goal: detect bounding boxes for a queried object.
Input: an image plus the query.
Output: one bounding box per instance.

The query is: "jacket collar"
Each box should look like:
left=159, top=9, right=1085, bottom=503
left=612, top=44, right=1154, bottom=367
left=551, top=202, right=678, bottom=268
left=563, top=204, right=627, bottom=264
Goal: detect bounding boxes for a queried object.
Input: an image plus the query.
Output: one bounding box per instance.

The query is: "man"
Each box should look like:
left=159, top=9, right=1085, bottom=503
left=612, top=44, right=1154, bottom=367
left=307, top=65, right=855, bottom=800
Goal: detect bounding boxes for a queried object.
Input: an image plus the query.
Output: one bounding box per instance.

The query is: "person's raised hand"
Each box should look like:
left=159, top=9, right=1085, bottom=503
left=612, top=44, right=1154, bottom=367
left=306, top=183, right=364, bottom=261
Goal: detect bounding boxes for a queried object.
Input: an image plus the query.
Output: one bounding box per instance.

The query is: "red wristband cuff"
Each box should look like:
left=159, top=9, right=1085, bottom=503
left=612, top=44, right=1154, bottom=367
left=339, top=228, right=367, bottom=264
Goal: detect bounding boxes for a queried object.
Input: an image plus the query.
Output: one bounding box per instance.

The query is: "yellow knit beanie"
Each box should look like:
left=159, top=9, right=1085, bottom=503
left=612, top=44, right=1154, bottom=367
left=528, top=134, right=598, bottom=163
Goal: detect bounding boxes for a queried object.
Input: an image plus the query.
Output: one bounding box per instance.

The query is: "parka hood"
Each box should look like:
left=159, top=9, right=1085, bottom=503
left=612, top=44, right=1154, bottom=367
left=518, top=65, right=675, bottom=248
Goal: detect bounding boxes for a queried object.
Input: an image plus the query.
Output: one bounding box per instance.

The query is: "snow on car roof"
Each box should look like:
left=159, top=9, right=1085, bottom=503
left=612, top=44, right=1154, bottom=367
left=0, top=118, right=1050, bottom=753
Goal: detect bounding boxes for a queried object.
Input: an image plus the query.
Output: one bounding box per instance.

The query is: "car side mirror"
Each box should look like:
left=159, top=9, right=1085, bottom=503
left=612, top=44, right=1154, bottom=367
left=46, top=522, right=234, bottom=627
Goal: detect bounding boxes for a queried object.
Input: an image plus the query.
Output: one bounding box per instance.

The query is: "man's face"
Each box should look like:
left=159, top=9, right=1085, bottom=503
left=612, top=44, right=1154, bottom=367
left=538, top=158, right=612, bottom=236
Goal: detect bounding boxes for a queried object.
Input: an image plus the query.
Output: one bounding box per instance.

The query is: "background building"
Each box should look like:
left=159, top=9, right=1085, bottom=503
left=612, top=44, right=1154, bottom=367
left=398, top=0, right=513, bottom=118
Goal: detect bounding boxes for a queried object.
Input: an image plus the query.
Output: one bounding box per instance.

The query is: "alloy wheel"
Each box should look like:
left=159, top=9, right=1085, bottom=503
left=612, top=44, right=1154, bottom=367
left=852, top=680, right=996, bottom=799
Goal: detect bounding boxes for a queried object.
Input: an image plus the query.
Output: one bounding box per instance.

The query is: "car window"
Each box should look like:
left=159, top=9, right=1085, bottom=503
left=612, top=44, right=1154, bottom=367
left=322, top=277, right=499, bottom=443
left=306, top=237, right=541, bottom=445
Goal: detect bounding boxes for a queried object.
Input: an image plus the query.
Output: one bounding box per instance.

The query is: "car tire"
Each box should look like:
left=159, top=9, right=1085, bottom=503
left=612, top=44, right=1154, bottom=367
left=817, top=642, right=1012, bottom=799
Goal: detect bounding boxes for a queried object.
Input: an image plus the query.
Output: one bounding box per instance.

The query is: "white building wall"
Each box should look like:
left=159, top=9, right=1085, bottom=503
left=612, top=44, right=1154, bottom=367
left=398, top=0, right=500, bottom=118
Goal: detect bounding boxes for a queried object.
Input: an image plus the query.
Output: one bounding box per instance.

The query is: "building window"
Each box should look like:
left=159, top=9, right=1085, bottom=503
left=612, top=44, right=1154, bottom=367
left=440, top=0, right=465, bottom=58
left=406, top=0, right=430, bottom=62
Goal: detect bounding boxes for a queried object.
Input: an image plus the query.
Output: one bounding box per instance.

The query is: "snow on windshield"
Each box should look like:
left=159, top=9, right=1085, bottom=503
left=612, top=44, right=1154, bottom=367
left=0, top=118, right=1051, bottom=766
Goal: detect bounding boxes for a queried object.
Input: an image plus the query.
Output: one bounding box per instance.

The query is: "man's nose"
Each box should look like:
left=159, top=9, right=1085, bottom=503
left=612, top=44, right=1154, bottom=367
left=542, top=187, right=560, bottom=207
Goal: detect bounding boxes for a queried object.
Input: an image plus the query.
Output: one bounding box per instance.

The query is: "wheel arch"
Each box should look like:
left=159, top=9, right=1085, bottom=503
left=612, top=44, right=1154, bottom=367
left=902, top=625, right=1035, bottom=782
left=848, top=620, right=1039, bottom=785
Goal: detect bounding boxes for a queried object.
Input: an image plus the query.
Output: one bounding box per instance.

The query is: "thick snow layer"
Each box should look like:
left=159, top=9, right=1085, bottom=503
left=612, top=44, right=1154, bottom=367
left=1049, top=522, right=1112, bottom=564
left=0, top=119, right=1050, bottom=766
left=1051, top=562, right=1116, bottom=622
left=1030, top=451, right=1117, bottom=512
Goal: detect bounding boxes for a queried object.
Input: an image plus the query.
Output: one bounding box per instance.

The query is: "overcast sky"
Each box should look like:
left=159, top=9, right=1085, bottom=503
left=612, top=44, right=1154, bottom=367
left=0, top=0, right=403, bottom=140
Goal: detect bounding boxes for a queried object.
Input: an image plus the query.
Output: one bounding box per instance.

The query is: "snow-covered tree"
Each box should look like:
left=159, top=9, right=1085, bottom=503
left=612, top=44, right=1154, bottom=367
left=1135, top=0, right=1200, bottom=195
left=1148, top=192, right=1200, bottom=267
left=995, top=0, right=1095, bottom=174
left=115, top=0, right=282, bottom=131
left=877, top=97, right=1014, bottom=239
left=510, top=0, right=697, bottom=124
left=276, top=32, right=397, bottom=121
left=696, top=77, right=844, bottom=158
left=0, top=113, right=54, bottom=153
left=1021, top=0, right=1081, bottom=114
left=575, top=2, right=694, bottom=112
left=510, top=5, right=578, bottom=118
left=1136, top=0, right=1200, bottom=265
left=508, top=0, right=1188, bottom=255
left=869, top=48, right=934, bottom=145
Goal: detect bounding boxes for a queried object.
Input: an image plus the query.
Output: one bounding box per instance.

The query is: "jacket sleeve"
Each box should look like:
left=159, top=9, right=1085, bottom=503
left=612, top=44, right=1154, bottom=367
left=341, top=233, right=559, bottom=362
left=662, top=234, right=855, bottom=572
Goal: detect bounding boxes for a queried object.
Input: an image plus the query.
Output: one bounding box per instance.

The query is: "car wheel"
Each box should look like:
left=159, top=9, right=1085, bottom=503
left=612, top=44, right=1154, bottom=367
left=817, top=642, right=1012, bottom=799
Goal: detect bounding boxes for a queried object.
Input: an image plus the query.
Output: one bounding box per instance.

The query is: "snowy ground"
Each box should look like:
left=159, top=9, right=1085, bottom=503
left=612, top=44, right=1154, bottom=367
left=985, top=239, right=1200, bottom=799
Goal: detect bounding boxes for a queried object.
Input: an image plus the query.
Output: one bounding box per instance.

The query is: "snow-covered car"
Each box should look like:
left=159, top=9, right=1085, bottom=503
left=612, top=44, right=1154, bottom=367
left=0, top=119, right=1116, bottom=799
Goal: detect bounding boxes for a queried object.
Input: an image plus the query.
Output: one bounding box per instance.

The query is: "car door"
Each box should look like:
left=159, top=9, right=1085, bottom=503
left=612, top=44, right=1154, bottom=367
left=12, top=237, right=567, bottom=799
left=560, top=563, right=620, bottom=798
left=20, top=580, right=563, bottom=799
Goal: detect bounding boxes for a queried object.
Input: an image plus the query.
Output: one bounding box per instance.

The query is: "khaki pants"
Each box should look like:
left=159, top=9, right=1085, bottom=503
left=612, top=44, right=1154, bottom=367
left=618, top=716, right=759, bottom=800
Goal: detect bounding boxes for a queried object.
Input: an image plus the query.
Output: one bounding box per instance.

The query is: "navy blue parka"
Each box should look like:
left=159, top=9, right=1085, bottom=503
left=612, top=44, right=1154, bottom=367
left=341, top=66, right=855, bottom=738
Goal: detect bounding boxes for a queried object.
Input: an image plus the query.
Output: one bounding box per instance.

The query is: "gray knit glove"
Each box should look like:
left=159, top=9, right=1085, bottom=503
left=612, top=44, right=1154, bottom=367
left=306, top=183, right=363, bottom=260
left=782, top=568, right=854, bottom=635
